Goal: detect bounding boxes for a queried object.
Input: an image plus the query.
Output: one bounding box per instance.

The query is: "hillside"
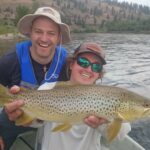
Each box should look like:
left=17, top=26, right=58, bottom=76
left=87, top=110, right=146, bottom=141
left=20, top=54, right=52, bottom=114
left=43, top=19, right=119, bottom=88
left=0, top=0, right=150, bottom=33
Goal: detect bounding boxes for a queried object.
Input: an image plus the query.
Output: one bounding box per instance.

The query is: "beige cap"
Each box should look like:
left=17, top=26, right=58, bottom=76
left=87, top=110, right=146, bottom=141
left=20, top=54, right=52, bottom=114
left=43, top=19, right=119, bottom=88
left=17, top=7, right=71, bottom=44
left=74, top=42, right=106, bottom=65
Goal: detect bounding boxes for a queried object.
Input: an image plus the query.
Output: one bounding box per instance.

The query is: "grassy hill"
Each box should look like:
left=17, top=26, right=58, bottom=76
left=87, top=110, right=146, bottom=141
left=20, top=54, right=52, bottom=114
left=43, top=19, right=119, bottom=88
left=0, top=0, right=150, bottom=33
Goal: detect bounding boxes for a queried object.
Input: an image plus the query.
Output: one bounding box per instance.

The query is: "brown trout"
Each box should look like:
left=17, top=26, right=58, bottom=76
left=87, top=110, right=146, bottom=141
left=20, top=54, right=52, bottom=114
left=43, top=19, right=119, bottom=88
left=0, top=82, right=150, bottom=142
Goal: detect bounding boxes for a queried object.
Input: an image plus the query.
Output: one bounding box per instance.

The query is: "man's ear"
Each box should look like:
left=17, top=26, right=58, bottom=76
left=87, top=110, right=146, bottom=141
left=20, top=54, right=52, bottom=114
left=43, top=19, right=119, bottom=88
left=28, top=28, right=32, bottom=38
left=57, top=38, right=60, bottom=45
left=57, top=33, right=62, bottom=45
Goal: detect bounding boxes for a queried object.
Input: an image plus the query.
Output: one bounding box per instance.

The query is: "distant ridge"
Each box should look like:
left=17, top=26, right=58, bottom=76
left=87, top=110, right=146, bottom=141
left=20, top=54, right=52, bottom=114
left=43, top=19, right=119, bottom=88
left=0, top=0, right=150, bottom=32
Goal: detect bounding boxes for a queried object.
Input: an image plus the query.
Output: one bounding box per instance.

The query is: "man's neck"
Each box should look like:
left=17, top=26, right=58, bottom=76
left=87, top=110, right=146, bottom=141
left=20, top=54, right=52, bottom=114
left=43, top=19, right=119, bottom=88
left=30, top=48, right=55, bottom=65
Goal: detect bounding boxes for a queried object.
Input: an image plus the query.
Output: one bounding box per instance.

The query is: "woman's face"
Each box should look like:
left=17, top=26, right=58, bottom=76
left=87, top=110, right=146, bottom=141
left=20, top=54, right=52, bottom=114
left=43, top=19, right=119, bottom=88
left=70, top=53, right=103, bottom=85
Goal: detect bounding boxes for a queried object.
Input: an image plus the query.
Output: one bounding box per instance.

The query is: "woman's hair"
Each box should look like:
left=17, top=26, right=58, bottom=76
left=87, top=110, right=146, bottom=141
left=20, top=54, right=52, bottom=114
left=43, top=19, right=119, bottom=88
left=65, top=54, right=105, bottom=81
left=65, top=56, right=74, bottom=80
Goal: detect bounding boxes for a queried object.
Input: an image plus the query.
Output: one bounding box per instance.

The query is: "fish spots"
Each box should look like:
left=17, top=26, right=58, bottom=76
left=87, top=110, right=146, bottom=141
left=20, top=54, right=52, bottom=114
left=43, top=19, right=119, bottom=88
left=13, top=83, right=150, bottom=124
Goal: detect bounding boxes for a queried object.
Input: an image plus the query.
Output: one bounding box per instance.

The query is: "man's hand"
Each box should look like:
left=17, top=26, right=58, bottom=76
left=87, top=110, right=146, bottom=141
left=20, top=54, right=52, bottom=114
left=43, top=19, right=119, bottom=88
left=4, top=85, right=24, bottom=121
left=4, top=85, right=39, bottom=126
left=84, top=115, right=108, bottom=128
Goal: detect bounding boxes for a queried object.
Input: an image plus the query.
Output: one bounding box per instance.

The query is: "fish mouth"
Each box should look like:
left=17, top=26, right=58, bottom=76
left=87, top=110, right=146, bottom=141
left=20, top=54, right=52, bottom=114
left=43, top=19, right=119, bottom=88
left=143, top=108, right=150, bottom=117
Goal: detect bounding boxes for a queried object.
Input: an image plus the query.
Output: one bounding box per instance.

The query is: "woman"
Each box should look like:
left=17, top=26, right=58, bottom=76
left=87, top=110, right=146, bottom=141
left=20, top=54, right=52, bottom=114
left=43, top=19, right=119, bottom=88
left=36, top=42, right=131, bottom=150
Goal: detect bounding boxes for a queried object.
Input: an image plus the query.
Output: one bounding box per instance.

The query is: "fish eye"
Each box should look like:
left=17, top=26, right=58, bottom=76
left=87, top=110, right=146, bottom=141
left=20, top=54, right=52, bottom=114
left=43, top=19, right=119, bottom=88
left=143, top=103, right=150, bottom=108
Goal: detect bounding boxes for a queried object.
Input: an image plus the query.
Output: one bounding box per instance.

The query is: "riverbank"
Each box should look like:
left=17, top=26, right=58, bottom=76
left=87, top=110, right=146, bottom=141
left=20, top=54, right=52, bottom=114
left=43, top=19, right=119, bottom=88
left=0, top=33, right=26, bottom=40
left=1, top=31, right=150, bottom=41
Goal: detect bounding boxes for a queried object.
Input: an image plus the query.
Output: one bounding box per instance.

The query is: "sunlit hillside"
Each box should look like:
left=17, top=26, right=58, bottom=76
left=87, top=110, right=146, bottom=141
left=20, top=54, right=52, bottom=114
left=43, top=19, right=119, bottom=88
left=0, top=0, right=150, bottom=32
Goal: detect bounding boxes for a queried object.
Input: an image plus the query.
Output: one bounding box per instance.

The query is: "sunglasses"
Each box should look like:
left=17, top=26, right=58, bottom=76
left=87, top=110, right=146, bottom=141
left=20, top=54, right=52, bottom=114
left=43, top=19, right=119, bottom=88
left=76, top=57, right=103, bottom=73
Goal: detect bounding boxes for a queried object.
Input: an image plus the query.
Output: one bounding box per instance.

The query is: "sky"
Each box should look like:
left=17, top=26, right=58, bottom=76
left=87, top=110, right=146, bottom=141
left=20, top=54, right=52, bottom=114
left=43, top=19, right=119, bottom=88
left=118, top=0, right=150, bottom=7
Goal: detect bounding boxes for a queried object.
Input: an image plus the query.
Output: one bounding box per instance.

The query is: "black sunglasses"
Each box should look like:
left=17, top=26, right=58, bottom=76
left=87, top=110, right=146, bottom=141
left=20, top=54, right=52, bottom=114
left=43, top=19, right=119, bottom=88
left=76, top=57, right=103, bottom=73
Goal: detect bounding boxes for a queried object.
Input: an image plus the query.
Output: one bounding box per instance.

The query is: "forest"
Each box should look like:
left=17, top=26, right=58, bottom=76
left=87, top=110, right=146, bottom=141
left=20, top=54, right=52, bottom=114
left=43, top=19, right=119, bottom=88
left=0, top=0, right=150, bottom=34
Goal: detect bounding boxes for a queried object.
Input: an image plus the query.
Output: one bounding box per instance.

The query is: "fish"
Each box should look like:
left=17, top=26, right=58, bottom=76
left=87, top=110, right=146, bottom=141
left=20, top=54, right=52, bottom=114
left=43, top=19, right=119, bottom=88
left=0, top=82, right=150, bottom=142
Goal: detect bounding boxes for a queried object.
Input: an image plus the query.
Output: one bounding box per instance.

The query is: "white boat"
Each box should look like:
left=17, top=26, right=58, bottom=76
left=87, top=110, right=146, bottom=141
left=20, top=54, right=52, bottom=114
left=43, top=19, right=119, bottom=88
left=10, top=131, right=145, bottom=150
left=104, top=135, right=145, bottom=150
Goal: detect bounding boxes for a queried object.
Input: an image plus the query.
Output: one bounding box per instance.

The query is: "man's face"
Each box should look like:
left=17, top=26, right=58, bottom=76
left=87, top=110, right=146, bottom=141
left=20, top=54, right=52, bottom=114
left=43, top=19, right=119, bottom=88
left=30, top=17, right=60, bottom=63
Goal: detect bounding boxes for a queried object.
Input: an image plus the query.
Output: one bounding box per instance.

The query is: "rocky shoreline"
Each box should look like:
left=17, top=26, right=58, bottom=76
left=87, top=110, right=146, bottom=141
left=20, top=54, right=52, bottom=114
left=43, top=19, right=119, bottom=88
left=0, top=33, right=25, bottom=40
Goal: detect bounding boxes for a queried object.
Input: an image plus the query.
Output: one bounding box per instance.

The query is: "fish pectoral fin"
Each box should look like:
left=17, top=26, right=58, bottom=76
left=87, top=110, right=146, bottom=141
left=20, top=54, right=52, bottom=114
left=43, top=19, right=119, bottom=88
left=117, top=112, right=125, bottom=120
left=106, top=118, right=122, bottom=142
left=15, top=112, right=35, bottom=126
left=52, top=123, right=72, bottom=132
left=118, top=111, right=133, bottom=121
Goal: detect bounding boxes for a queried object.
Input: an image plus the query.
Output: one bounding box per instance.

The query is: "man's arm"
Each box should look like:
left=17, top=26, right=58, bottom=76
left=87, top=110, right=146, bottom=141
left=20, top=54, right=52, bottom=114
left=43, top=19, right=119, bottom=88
left=0, top=51, right=21, bottom=87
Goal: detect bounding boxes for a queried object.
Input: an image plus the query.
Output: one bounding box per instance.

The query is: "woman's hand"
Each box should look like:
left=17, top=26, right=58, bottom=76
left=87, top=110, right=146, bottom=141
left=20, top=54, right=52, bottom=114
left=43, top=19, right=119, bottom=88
left=84, top=115, right=108, bottom=128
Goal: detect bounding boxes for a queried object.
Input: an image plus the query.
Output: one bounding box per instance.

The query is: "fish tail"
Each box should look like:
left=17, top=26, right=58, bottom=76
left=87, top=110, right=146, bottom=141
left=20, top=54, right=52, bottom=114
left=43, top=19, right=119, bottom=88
left=0, top=84, right=12, bottom=107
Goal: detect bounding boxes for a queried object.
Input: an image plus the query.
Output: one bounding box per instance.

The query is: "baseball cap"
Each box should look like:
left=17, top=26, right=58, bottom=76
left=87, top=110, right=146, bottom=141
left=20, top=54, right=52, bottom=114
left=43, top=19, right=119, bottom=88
left=74, top=42, right=106, bottom=65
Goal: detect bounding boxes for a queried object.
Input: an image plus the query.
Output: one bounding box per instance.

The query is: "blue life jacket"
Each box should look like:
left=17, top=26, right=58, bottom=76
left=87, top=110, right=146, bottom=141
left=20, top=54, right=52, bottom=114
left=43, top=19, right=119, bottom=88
left=16, top=41, right=67, bottom=89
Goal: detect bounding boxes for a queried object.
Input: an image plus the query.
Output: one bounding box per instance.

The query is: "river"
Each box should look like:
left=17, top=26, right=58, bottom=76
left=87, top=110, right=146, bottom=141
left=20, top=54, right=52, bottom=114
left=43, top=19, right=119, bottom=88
left=0, top=33, right=150, bottom=149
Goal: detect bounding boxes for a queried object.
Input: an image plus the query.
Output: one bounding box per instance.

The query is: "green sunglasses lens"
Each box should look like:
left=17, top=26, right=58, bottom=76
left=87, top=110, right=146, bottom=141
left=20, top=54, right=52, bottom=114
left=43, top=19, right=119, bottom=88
left=92, top=64, right=102, bottom=72
left=77, top=57, right=89, bottom=68
left=77, top=57, right=103, bottom=73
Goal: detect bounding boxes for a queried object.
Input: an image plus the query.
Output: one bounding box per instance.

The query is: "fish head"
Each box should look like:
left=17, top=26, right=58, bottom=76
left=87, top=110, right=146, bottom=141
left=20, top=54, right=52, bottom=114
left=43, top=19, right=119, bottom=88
left=141, top=101, right=150, bottom=117
left=127, top=97, right=150, bottom=121
left=117, top=94, right=150, bottom=122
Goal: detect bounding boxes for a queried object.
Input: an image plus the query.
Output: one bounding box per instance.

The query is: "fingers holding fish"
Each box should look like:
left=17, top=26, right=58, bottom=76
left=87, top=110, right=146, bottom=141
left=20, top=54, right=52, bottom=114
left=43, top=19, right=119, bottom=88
left=3, top=85, right=24, bottom=121
left=9, top=85, right=21, bottom=94
left=4, top=100, right=24, bottom=121
left=84, top=115, right=108, bottom=128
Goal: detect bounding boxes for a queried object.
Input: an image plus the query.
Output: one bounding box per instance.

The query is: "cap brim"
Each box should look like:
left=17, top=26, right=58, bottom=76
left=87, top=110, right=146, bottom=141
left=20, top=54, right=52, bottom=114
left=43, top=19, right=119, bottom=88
left=75, top=50, right=106, bottom=65
left=17, top=14, right=71, bottom=44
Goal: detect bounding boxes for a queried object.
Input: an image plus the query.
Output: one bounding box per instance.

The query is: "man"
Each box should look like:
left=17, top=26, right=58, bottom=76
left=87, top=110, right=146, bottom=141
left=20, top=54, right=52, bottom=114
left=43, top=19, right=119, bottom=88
left=0, top=6, right=71, bottom=149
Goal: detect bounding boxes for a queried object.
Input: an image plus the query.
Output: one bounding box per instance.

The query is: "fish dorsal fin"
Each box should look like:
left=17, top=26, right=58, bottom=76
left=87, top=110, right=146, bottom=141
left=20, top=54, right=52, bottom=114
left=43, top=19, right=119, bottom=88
left=38, top=81, right=78, bottom=91
left=38, top=82, right=57, bottom=90
left=52, top=81, right=80, bottom=90
left=106, top=113, right=123, bottom=142
left=55, top=81, right=77, bottom=87
left=20, top=87, right=30, bottom=92
left=52, top=123, right=72, bottom=132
